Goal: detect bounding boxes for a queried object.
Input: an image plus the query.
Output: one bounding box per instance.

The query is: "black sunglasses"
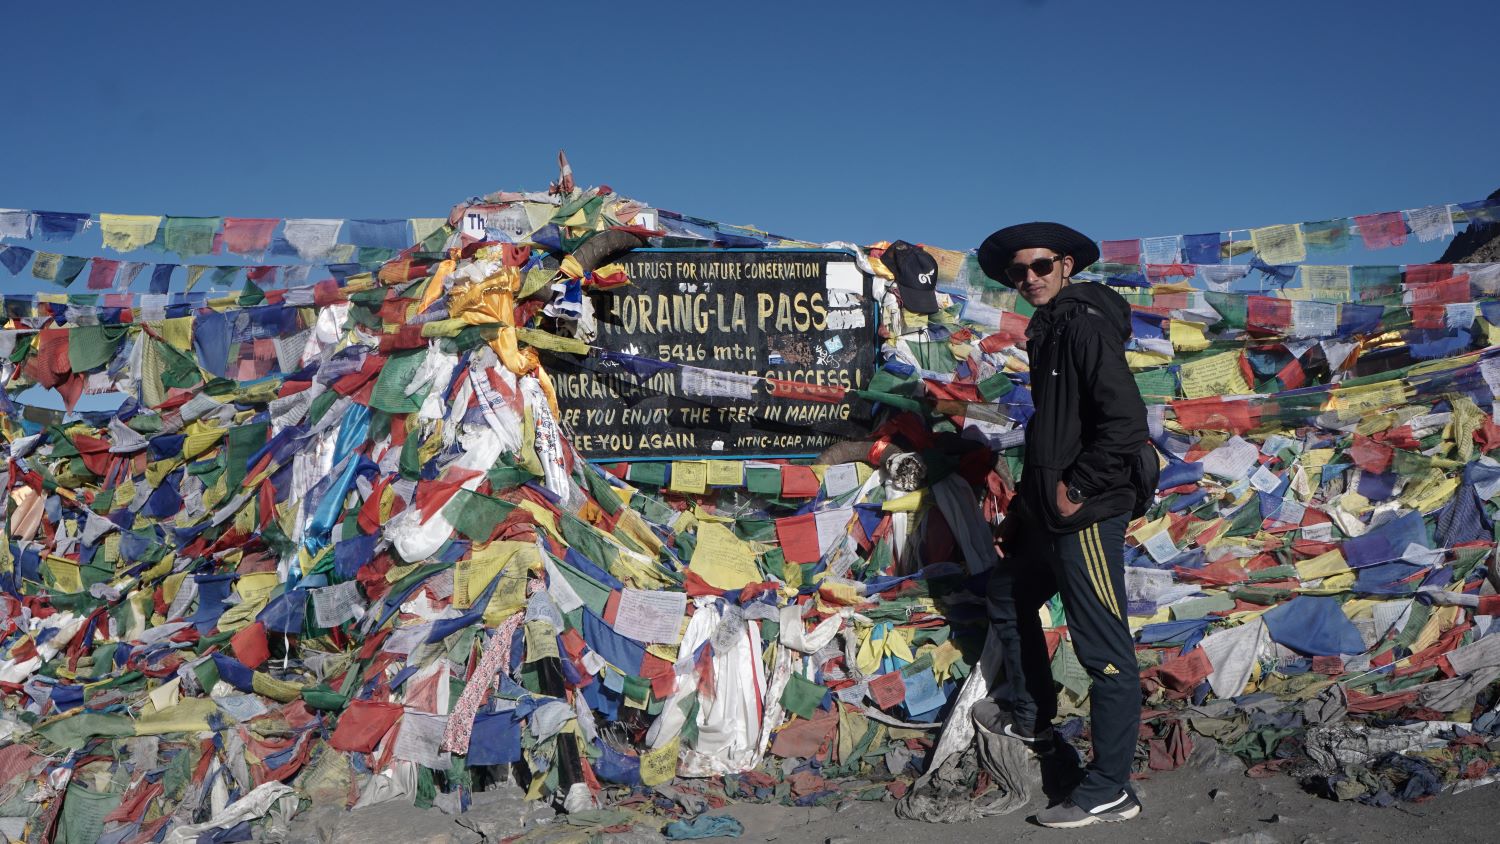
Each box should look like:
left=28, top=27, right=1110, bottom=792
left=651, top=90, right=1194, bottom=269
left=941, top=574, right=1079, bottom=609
left=1004, top=254, right=1066, bottom=283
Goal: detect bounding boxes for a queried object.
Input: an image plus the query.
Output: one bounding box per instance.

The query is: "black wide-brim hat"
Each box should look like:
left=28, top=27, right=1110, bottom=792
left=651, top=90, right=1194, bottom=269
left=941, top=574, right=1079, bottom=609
left=977, top=222, right=1100, bottom=289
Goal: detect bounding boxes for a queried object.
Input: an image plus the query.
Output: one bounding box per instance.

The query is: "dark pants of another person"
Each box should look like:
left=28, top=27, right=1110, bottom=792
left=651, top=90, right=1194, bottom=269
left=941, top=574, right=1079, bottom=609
left=986, top=511, right=1140, bottom=808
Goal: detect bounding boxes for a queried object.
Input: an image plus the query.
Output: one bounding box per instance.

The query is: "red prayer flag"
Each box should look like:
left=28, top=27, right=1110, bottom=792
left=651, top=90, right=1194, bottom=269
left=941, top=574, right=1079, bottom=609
left=1100, top=239, right=1140, bottom=265
left=1408, top=274, right=1469, bottom=306
left=1405, top=264, right=1454, bottom=285
left=86, top=258, right=120, bottom=290
left=1171, top=397, right=1258, bottom=433
left=1274, top=357, right=1306, bottom=390
left=775, top=513, right=822, bottom=564
left=1411, top=304, right=1447, bottom=330
left=780, top=465, right=821, bottom=498
left=1349, top=435, right=1394, bottom=473
left=1355, top=212, right=1408, bottom=250
left=246, top=265, right=278, bottom=286
left=220, top=218, right=279, bottom=256
left=230, top=621, right=270, bottom=670
left=328, top=699, right=403, bottom=753
left=1245, top=296, right=1292, bottom=331
left=868, top=670, right=906, bottom=709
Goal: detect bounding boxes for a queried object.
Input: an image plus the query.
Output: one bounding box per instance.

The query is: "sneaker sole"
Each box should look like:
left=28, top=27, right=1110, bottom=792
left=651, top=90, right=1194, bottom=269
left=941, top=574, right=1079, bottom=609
left=1037, top=803, right=1141, bottom=829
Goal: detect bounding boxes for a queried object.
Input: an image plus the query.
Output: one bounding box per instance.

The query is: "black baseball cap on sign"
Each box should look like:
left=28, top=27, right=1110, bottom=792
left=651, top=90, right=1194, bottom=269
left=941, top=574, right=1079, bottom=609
left=883, top=240, right=940, bottom=314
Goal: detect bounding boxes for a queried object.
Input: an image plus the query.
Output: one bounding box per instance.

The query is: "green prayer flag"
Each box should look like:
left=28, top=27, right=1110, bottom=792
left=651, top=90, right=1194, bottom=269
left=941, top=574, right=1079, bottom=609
left=369, top=349, right=430, bottom=414
left=449, top=489, right=516, bottom=543
left=1134, top=367, right=1177, bottom=403
left=977, top=371, right=1014, bottom=401
left=552, top=556, right=612, bottom=616
left=780, top=672, right=827, bottom=720
left=35, top=712, right=134, bottom=750
left=226, top=421, right=268, bottom=489
left=163, top=216, right=220, bottom=257
left=745, top=466, right=782, bottom=497
left=560, top=513, right=617, bottom=572
left=60, top=783, right=123, bottom=844
left=627, top=462, right=668, bottom=488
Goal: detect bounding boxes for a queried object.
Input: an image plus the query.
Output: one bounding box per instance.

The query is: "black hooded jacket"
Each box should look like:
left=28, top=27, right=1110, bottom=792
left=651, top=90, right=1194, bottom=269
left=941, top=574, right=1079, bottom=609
left=1019, top=282, right=1149, bottom=533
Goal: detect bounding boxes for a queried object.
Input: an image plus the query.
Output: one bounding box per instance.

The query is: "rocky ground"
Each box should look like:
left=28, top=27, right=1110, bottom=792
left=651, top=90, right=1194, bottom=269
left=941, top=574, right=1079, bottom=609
left=282, top=762, right=1499, bottom=844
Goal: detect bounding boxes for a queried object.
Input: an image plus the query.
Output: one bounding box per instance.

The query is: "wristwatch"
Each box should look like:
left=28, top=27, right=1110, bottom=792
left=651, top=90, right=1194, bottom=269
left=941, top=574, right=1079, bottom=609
left=1065, top=484, right=1086, bottom=504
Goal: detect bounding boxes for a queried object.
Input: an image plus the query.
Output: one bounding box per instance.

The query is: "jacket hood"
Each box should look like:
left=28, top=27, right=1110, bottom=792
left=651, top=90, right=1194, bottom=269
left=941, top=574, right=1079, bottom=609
left=1032, top=282, right=1133, bottom=342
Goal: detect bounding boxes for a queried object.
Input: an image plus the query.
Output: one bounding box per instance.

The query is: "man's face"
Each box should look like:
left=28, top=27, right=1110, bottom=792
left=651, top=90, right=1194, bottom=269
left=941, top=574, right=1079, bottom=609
left=1011, top=247, right=1072, bottom=307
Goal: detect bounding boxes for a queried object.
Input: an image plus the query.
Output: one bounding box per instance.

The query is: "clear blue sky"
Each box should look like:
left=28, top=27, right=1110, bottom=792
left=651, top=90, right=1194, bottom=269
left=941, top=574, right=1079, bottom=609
left=2, top=0, right=1496, bottom=254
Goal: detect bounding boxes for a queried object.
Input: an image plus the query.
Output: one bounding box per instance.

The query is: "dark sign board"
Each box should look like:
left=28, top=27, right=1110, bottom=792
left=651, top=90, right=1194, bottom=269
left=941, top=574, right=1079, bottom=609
left=544, top=250, right=878, bottom=460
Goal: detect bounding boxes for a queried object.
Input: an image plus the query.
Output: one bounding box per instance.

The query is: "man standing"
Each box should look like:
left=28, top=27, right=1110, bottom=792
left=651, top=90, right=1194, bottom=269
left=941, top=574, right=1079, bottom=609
left=974, top=222, right=1148, bottom=828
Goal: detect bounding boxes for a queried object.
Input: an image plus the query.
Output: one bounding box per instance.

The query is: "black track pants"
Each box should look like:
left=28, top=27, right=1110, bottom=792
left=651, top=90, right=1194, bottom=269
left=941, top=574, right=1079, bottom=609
left=986, top=512, right=1140, bottom=807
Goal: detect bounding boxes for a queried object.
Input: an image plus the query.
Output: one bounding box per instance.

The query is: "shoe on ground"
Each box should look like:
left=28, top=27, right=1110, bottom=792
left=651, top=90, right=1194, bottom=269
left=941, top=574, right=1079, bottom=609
left=1034, top=790, right=1141, bottom=828
left=970, top=699, right=1011, bottom=735
left=1001, top=721, right=1055, bottom=746
left=971, top=699, right=1055, bottom=747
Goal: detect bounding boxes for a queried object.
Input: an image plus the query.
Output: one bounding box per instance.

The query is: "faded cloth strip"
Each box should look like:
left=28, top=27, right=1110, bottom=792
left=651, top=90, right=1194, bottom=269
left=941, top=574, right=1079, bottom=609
left=442, top=612, right=523, bottom=754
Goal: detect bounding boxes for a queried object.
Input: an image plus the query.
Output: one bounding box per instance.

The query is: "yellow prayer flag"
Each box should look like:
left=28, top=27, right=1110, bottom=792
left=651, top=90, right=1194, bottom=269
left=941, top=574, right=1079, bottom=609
left=218, top=572, right=281, bottom=631
left=1302, top=265, right=1352, bottom=300
left=99, top=214, right=162, bottom=253
left=668, top=461, right=708, bottom=495
left=688, top=522, right=762, bottom=591
left=614, top=508, right=664, bottom=557
left=45, top=557, right=83, bottom=594
left=882, top=489, right=928, bottom=512
left=180, top=420, right=225, bottom=461
left=1126, top=349, right=1173, bottom=369
left=146, top=677, right=181, bottom=713
left=1169, top=320, right=1210, bottom=352
left=639, top=737, right=680, bottom=786
left=525, top=620, right=560, bottom=662
left=158, top=317, right=195, bottom=352
left=1339, top=492, right=1372, bottom=516
left=515, top=500, right=559, bottom=540
left=1301, top=448, right=1333, bottom=474
left=706, top=460, right=744, bottom=487
left=1178, top=351, right=1252, bottom=399
left=1404, top=475, right=1458, bottom=513
left=1329, top=380, right=1407, bottom=413
left=250, top=672, right=305, bottom=703
left=1250, top=224, right=1306, bottom=265
left=1296, top=550, right=1349, bottom=581
left=134, top=697, right=217, bottom=736
left=1129, top=514, right=1172, bottom=544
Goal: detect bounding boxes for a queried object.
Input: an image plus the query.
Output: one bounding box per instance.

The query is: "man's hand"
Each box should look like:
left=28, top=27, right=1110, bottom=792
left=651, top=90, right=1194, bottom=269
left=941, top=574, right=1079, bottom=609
left=1056, top=481, right=1082, bottom=517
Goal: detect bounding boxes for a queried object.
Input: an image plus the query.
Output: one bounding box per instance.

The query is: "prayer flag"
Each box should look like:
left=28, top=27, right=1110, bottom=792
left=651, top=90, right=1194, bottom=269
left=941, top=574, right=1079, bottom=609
left=283, top=219, right=343, bottom=260
left=220, top=218, right=279, bottom=256
left=345, top=219, right=411, bottom=250
left=1355, top=212, right=1407, bottom=250
left=1406, top=205, right=1454, bottom=242
left=163, top=217, right=220, bottom=257
left=0, top=246, right=33, bottom=275
left=1100, top=239, right=1141, bottom=265
left=1183, top=233, right=1222, bottom=265
left=0, top=209, right=31, bottom=240
left=33, top=211, right=90, bottom=242
left=85, top=258, right=119, bottom=290
left=99, top=214, right=162, bottom=252
left=1249, top=224, right=1305, bottom=265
